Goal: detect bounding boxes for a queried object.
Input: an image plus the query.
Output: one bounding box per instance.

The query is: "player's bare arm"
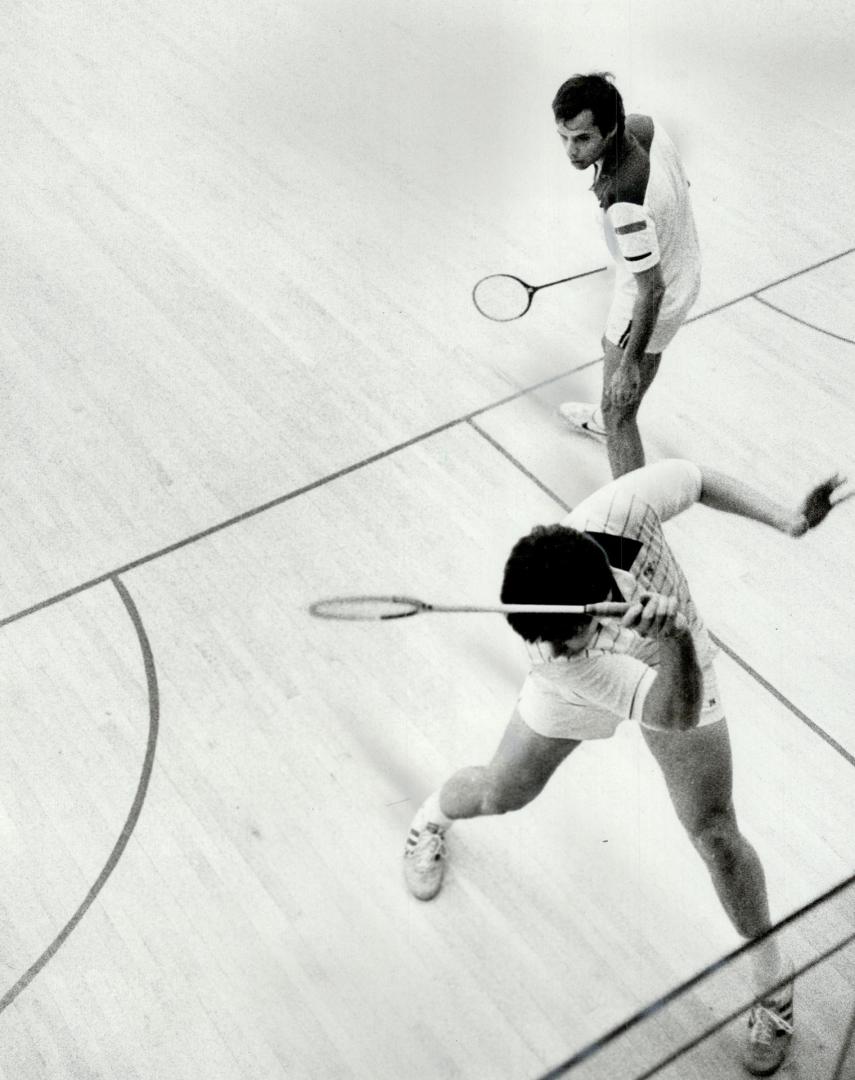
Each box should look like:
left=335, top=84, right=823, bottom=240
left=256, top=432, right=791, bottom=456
left=606, top=262, right=666, bottom=408
left=698, top=467, right=852, bottom=536
left=620, top=593, right=702, bottom=732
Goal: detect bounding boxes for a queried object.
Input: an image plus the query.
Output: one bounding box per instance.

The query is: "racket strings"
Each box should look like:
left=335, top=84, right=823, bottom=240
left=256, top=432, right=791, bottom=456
left=472, top=275, right=532, bottom=321
left=309, top=596, right=423, bottom=620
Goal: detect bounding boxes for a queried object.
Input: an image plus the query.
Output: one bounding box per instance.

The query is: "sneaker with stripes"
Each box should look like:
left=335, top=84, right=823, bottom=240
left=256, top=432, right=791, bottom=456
left=557, top=401, right=608, bottom=440
left=744, top=981, right=794, bottom=1076
left=403, top=823, right=447, bottom=901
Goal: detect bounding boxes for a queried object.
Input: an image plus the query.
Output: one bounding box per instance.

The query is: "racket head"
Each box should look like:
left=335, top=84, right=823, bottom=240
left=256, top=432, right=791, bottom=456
left=308, top=595, right=428, bottom=620
left=472, top=274, right=533, bottom=321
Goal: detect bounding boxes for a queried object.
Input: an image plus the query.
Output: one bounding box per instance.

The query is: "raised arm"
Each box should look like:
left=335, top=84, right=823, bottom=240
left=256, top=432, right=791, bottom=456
left=698, top=467, right=851, bottom=537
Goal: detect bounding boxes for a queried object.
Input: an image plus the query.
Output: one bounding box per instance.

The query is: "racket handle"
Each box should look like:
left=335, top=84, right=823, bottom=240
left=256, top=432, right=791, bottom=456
left=585, top=601, right=631, bottom=617
left=588, top=601, right=690, bottom=629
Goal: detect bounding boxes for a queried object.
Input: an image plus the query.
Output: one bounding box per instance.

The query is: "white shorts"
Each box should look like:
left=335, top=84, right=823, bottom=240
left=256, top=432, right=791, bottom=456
left=522, top=661, right=725, bottom=742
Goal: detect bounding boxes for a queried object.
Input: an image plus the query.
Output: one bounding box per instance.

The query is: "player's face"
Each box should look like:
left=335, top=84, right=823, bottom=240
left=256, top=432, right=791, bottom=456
left=556, top=110, right=612, bottom=170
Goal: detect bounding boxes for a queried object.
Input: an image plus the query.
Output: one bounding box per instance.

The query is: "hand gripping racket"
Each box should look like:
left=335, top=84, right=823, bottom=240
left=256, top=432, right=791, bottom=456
left=309, top=595, right=630, bottom=621
left=472, top=265, right=607, bottom=322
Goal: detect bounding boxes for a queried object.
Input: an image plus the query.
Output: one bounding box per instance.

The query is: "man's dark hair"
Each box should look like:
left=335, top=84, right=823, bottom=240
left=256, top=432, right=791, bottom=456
left=551, top=72, right=625, bottom=141
left=500, top=524, right=614, bottom=647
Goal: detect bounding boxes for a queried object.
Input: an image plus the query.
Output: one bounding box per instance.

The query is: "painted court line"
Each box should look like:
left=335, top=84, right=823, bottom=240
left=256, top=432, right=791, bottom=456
left=468, top=418, right=573, bottom=510
left=753, top=294, right=855, bottom=347
left=685, top=245, right=855, bottom=326
left=0, top=576, right=160, bottom=1014
left=0, top=360, right=602, bottom=631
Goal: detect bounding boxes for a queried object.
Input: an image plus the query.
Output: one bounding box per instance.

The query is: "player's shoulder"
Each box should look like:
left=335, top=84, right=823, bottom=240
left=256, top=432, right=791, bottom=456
left=626, top=113, right=655, bottom=151
left=601, top=119, right=653, bottom=209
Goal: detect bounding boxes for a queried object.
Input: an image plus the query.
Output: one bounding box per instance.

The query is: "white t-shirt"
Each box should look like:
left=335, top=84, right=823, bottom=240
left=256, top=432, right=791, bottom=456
left=602, top=122, right=701, bottom=332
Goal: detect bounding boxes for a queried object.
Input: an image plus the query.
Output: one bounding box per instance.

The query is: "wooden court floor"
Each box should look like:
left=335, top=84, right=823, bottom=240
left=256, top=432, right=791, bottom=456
left=2, top=1, right=855, bottom=1077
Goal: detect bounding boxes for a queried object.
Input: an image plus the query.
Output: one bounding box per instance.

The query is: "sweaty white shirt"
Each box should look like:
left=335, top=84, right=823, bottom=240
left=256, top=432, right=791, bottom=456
left=602, top=121, right=702, bottom=350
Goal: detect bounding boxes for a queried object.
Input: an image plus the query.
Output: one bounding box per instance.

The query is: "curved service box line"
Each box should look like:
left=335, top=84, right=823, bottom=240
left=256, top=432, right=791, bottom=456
left=0, top=575, right=160, bottom=1014
left=754, top=294, right=855, bottom=347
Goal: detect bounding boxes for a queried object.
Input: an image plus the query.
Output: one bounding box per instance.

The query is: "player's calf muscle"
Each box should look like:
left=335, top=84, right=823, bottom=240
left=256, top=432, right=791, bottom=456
left=440, top=765, right=544, bottom=818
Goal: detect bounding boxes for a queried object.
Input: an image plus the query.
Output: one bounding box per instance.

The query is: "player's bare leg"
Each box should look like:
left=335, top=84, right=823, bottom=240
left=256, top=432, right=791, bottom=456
left=642, top=719, right=794, bottom=1075
left=601, top=339, right=661, bottom=478
left=440, top=711, right=580, bottom=819
left=642, top=720, right=770, bottom=935
left=404, top=712, right=580, bottom=899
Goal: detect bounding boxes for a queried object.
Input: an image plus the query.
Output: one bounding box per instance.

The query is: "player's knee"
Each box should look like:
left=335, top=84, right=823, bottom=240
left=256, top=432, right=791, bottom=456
left=602, top=396, right=640, bottom=428
left=688, top=810, right=742, bottom=868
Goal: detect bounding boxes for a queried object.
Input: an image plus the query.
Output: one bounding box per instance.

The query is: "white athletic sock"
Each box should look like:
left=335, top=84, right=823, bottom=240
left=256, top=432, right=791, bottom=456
left=749, top=939, right=789, bottom=1000
left=412, top=791, right=454, bottom=833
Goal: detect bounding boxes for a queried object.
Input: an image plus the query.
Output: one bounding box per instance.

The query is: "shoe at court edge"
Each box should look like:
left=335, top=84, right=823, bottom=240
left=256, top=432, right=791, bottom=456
left=744, top=978, right=794, bottom=1076
left=557, top=401, right=607, bottom=440
left=403, top=823, right=447, bottom=901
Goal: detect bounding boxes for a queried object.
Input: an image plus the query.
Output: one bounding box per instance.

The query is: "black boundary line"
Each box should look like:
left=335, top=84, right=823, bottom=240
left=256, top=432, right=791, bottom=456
left=753, top=294, right=855, bottom=347
left=467, top=421, right=855, bottom=769
left=0, top=358, right=601, bottom=633
left=535, top=868, right=855, bottom=1079
left=468, top=418, right=572, bottom=511
left=711, top=635, right=855, bottom=767
left=682, top=245, right=855, bottom=326
left=0, top=576, right=160, bottom=1014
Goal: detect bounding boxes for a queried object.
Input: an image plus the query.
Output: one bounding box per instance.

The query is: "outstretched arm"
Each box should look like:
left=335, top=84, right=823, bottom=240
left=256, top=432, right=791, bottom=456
left=698, top=467, right=852, bottom=536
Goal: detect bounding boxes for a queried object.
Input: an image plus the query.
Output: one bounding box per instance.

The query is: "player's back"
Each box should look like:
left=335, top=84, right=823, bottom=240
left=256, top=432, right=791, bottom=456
left=562, top=460, right=715, bottom=665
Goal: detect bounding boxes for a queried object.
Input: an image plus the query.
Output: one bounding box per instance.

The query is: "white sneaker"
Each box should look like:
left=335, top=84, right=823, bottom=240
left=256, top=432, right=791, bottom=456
left=744, top=975, right=794, bottom=1076
left=403, top=823, right=447, bottom=901
left=557, top=402, right=607, bottom=440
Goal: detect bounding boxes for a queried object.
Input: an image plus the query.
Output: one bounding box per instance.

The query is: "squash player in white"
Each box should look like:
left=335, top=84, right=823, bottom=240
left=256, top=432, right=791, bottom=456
left=553, top=73, right=701, bottom=478
left=404, top=460, right=850, bottom=1076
